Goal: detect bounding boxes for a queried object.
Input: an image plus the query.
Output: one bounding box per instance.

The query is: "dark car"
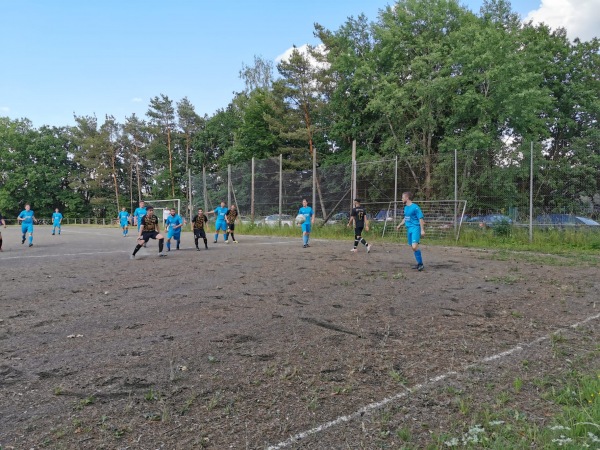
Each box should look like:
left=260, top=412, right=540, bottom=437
left=325, top=211, right=350, bottom=226
left=477, top=214, right=513, bottom=228
left=535, top=214, right=600, bottom=228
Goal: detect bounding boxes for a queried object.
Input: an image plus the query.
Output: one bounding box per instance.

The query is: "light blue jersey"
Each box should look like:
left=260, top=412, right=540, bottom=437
left=19, top=209, right=35, bottom=243
left=299, top=206, right=313, bottom=235
left=403, top=203, right=424, bottom=246
left=134, top=207, right=147, bottom=230
left=166, top=214, right=183, bottom=238
left=118, top=210, right=130, bottom=225
left=19, top=209, right=35, bottom=225
left=52, top=212, right=63, bottom=225
left=214, top=206, right=229, bottom=232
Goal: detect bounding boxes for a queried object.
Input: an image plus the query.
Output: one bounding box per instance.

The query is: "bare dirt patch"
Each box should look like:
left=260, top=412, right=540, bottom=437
left=1, top=226, right=598, bottom=448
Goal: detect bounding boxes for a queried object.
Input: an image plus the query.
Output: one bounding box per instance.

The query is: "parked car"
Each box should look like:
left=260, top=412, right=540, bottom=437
left=259, top=214, right=294, bottom=227
left=325, top=211, right=350, bottom=225
left=477, top=214, right=513, bottom=228
left=374, top=209, right=397, bottom=222
left=535, top=214, right=600, bottom=228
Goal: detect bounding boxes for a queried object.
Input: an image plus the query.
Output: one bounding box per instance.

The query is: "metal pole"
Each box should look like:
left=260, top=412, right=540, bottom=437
left=455, top=148, right=458, bottom=231
left=394, top=155, right=398, bottom=220
left=279, top=154, right=283, bottom=221
left=312, top=148, right=317, bottom=215
left=202, top=165, right=208, bottom=210
left=251, top=157, right=255, bottom=222
left=351, top=140, right=356, bottom=210
left=228, top=164, right=232, bottom=206
left=188, top=168, right=193, bottom=227
left=529, top=141, right=534, bottom=243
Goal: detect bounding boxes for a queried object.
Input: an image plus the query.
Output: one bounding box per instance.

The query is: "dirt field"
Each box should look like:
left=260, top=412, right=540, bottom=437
left=1, top=225, right=598, bottom=449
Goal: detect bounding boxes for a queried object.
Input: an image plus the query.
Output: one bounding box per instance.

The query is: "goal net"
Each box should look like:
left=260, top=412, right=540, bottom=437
left=362, top=200, right=468, bottom=241
left=149, top=199, right=182, bottom=225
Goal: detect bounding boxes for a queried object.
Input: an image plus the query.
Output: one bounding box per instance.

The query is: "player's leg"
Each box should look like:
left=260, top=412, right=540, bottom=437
left=224, top=225, right=229, bottom=243
left=410, top=228, right=423, bottom=270
left=194, top=230, right=199, bottom=249
left=229, top=224, right=237, bottom=243
left=52, top=223, right=56, bottom=235
left=28, top=225, right=34, bottom=246
left=132, top=235, right=147, bottom=257
left=201, top=230, right=208, bottom=249
left=175, top=232, right=181, bottom=249
left=58, top=223, right=61, bottom=235
left=157, top=233, right=165, bottom=255
left=0, top=231, right=3, bottom=251
left=21, top=224, right=27, bottom=244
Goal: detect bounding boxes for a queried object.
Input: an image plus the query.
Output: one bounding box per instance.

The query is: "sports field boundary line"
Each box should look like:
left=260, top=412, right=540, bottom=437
left=267, top=311, right=600, bottom=449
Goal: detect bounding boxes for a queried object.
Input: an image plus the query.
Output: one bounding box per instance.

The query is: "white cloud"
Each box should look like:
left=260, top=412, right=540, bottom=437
left=525, top=0, right=600, bottom=41
left=275, top=44, right=329, bottom=70
left=131, top=97, right=142, bottom=103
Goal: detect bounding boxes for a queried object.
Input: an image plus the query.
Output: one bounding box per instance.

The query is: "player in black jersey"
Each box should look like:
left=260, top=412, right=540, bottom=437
left=131, top=206, right=166, bottom=259
left=347, top=198, right=372, bottom=253
left=192, top=208, right=209, bottom=251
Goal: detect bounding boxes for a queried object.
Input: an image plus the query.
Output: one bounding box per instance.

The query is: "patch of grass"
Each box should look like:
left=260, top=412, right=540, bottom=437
left=145, top=388, right=159, bottom=402
left=389, top=369, right=408, bottom=384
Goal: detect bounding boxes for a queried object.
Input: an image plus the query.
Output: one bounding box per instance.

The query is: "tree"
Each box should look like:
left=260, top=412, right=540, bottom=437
left=147, top=94, right=176, bottom=197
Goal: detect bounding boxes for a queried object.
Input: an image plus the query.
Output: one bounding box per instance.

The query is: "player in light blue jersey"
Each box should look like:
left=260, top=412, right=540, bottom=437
left=17, top=203, right=37, bottom=247
left=118, top=207, right=131, bottom=237
left=52, top=208, right=63, bottom=235
left=207, top=201, right=228, bottom=243
left=298, top=198, right=315, bottom=248
left=133, top=201, right=147, bottom=232
left=165, top=208, right=184, bottom=251
left=396, top=191, right=426, bottom=271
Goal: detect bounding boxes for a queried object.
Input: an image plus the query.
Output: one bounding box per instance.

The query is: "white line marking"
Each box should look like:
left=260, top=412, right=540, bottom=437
left=267, top=312, right=600, bottom=449
left=0, top=250, right=130, bottom=260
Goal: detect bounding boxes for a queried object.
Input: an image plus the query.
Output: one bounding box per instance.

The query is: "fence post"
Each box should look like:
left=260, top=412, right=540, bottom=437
left=279, top=154, right=283, bottom=220
left=203, top=165, right=208, bottom=210
left=228, top=164, right=232, bottom=207
left=251, top=157, right=255, bottom=222
left=529, top=141, right=534, bottom=243
left=351, top=140, right=356, bottom=211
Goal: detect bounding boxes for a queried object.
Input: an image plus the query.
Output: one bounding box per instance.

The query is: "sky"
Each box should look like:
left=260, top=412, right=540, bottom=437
left=1, top=0, right=597, bottom=129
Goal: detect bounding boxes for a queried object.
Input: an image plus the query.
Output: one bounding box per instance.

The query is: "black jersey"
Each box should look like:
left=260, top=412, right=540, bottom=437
left=351, top=206, right=367, bottom=227
left=226, top=209, right=238, bottom=223
left=141, top=214, right=159, bottom=232
left=192, top=214, right=208, bottom=229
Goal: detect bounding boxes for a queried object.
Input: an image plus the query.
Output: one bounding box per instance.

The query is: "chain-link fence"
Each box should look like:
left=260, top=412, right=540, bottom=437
left=182, top=147, right=600, bottom=233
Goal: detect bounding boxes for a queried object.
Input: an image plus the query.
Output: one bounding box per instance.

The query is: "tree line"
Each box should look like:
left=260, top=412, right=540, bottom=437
left=1, top=0, right=598, bottom=218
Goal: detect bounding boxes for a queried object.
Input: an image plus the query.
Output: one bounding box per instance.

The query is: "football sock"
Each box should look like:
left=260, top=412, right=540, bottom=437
left=224, top=233, right=229, bottom=241
left=360, top=238, right=367, bottom=246
left=158, top=239, right=164, bottom=253
left=230, top=232, right=235, bottom=241
left=203, top=238, right=208, bottom=248
left=29, top=236, right=33, bottom=244
left=354, top=238, right=359, bottom=247
left=303, top=235, right=308, bottom=245
left=195, top=237, right=199, bottom=248
left=176, top=240, right=180, bottom=249
left=214, top=233, right=218, bottom=242
left=0, top=237, right=3, bottom=249
left=133, top=244, right=142, bottom=256
left=166, top=241, right=171, bottom=251
left=414, top=249, right=423, bottom=264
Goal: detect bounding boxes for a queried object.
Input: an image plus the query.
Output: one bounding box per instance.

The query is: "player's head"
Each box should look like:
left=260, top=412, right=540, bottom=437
left=220, top=201, right=226, bottom=207
left=25, top=204, right=31, bottom=210
left=198, top=208, right=203, bottom=214
left=170, top=208, right=176, bottom=216
left=302, top=198, right=308, bottom=207
left=55, top=208, right=59, bottom=212
left=230, top=204, right=236, bottom=210
left=146, top=206, right=154, bottom=215
left=122, top=207, right=126, bottom=211
left=354, top=198, right=361, bottom=205
left=402, top=192, right=413, bottom=204
left=139, top=200, right=145, bottom=206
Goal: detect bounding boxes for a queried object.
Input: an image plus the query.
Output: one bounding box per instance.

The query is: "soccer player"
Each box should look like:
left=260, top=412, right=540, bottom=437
left=51, top=208, right=63, bottom=235
left=133, top=201, right=147, bottom=233
left=192, top=207, right=209, bottom=251
left=396, top=191, right=426, bottom=271
left=298, top=198, right=315, bottom=248
left=17, top=204, right=37, bottom=247
left=347, top=198, right=372, bottom=253
left=0, top=211, right=6, bottom=251
left=131, top=206, right=166, bottom=259
left=118, top=207, right=131, bottom=237
left=225, top=204, right=239, bottom=243
left=207, top=201, right=228, bottom=243
left=165, top=208, right=184, bottom=251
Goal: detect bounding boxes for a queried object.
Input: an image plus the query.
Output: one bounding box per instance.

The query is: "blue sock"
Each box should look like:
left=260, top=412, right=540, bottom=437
left=225, top=233, right=229, bottom=241
left=415, top=250, right=423, bottom=264
left=166, top=241, right=171, bottom=251
left=214, top=234, right=218, bottom=242
left=29, top=236, right=33, bottom=244
left=303, top=235, right=308, bottom=245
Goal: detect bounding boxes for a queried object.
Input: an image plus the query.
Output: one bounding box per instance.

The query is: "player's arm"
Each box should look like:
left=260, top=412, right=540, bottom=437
left=396, top=218, right=405, bottom=230
left=347, top=215, right=354, bottom=227
left=420, top=218, right=426, bottom=235
left=365, top=215, right=370, bottom=231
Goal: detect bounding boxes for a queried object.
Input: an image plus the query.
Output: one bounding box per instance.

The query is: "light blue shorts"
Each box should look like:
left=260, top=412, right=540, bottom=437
left=215, top=220, right=227, bottom=232
left=407, top=227, right=421, bottom=245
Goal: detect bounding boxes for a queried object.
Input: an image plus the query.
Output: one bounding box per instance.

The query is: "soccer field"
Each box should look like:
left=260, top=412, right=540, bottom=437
left=1, top=225, right=598, bottom=448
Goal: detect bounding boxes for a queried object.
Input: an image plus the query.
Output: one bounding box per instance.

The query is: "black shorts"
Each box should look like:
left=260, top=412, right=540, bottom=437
left=194, top=229, right=206, bottom=239
left=227, top=223, right=235, bottom=231
left=140, top=231, right=159, bottom=242
left=354, top=226, right=364, bottom=237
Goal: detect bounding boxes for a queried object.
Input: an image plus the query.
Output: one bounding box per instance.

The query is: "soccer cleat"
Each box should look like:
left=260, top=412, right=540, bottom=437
left=213, top=240, right=217, bottom=244
left=233, top=240, right=238, bottom=244
left=225, top=240, right=229, bottom=244
left=417, top=264, right=424, bottom=271
left=367, top=244, right=372, bottom=253
left=28, top=243, right=33, bottom=247
left=303, top=244, right=307, bottom=248
left=21, top=238, right=25, bottom=244
left=159, top=252, right=167, bottom=257
left=196, top=247, right=200, bottom=251
left=130, top=255, right=135, bottom=260
left=52, top=232, right=55, bottom=235
left=350, top=248, right=357, bottom=253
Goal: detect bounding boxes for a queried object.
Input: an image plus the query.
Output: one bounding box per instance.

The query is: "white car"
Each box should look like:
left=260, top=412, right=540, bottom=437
left=260, top=214, right=294, bottom=227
